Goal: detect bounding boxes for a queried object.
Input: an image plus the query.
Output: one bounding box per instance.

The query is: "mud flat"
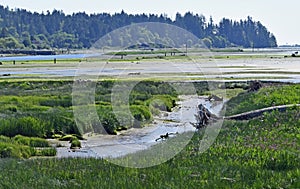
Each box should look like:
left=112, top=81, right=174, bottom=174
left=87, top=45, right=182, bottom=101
left=1, top=55, right=300, bottom=82
left=55, top=95, right=224, bottom=158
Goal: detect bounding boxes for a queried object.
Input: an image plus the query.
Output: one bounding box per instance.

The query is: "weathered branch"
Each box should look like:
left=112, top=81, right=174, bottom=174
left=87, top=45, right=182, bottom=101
left=191, top=104, right=219, bottom=129
left=225, top=104, right=300, bottom=120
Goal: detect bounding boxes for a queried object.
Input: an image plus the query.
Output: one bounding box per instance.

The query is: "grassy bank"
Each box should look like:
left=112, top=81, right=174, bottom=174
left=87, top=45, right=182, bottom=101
left=0, top=80, right=184, bottom=137
left=0, top=110, right=298, bottom=188
left=0, top=79, right=235, bottom=138
left=0, top=79, right=184, bottom=158
left=226, top=83, right=300, bottom=116
left=0, top=82, right=298, bottom=188
left=0, top=135, right=56, bottom=158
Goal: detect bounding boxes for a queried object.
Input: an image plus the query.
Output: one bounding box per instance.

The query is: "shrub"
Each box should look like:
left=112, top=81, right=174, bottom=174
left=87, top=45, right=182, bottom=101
left=96, top=106, right=119, bottom=134
left=130, top=105, right=152, bottom=128
left=100, top=111, right=119, bottom=135
left=70, top=139, right=81, bottom=149
left=146, top=95, right=177, bottom=112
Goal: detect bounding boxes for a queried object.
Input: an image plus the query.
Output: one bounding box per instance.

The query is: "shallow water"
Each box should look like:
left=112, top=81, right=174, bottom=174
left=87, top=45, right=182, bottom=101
left=1, top=53, right=300, bottom=84
left=0, top=68, right=123, bottom=77
left=0, top=53, right=99, bottom=61
left=55, top=96, right=224, bottom=159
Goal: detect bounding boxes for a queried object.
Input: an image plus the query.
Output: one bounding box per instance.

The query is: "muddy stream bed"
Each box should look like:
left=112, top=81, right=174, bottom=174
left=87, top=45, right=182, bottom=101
left=54, top=95, right=224, bottom=159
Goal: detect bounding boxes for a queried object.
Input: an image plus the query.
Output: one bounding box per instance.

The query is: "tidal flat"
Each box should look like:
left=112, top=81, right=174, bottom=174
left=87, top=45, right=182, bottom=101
left=0, top=50, right=299, bottom=188
left=0, top=49, right=299, bottom=82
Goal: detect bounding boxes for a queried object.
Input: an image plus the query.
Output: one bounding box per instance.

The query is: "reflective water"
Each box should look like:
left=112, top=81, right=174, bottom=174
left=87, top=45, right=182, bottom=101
left=0, top=53, right=100, bottom=61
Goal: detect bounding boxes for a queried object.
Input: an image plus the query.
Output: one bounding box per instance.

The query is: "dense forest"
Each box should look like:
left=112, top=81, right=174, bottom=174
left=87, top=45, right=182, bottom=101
left=0, top=5, right=277, bottom=49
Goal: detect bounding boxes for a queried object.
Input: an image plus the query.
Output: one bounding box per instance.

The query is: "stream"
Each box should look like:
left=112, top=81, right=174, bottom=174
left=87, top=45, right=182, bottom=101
left=55, top=95, right=224, bottom=159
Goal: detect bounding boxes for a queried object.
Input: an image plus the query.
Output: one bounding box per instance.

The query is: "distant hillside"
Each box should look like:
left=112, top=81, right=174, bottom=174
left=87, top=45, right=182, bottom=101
left=0, top=5, right=277, bottom=50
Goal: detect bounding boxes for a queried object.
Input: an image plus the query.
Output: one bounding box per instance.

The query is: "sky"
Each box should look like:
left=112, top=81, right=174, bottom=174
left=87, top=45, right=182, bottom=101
left=0, top=0, right=299, bottom=45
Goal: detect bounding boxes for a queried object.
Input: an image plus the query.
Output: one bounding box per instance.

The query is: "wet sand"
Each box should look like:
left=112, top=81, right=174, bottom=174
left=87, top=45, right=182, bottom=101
left=1, top=55, right=300, bottom=82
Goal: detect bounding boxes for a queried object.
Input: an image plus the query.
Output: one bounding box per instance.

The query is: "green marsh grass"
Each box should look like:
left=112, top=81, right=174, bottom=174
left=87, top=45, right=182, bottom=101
left=0, top=135, right=54, bottom=158
left=226, top=83, right=300, bottom=116
left=70, top=139, right=81, bottom=149
left=0, top=80, right=181, bottom=136
left=0, top=81, right=299, bottom=188
left=0, top=107, right=298, bottom=188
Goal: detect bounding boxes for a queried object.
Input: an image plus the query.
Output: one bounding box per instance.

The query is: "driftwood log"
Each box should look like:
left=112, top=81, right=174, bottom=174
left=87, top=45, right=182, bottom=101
left=191, top=103, right=300, bottom=128
left=225, top=104, right=300, bottom=120
left=191, top=104, right=219, bottom=129
left=155, top=132, right=177, bottom=141
left=248, top=80, right=262, bottom=92
left=208, top=94, right=223, bottom=102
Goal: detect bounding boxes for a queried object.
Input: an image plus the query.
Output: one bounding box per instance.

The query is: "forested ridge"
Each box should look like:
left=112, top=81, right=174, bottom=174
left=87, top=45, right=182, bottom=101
left=0, top=5, right=277, bottom=49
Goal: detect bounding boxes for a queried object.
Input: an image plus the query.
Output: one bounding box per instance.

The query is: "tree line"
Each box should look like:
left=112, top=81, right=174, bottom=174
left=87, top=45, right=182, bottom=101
left=0, top=5, right=277, bottom=49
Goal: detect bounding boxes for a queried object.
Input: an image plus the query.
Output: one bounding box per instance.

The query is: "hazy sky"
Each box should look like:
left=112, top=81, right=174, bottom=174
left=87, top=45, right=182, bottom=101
left=0, top=0, right=298, bottom=45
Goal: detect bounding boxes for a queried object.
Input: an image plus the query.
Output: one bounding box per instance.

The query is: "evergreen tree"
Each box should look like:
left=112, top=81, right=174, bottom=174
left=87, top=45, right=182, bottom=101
left=0, top=5, right=277, bottom=49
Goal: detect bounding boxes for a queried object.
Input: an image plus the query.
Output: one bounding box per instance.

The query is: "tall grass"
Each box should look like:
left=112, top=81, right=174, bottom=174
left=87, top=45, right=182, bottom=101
left=0, top=117, right=46, bottom=137
left=0, top=135, right=55, bottom=158
left=13, top=135, right=50, bottom=147
left=0, top=108, right=298, bottom=188
left=0, top=82, right=299, bottom=188
left=0, top=80, right=183, bottom=137
left=226, top=84, right=300, bottom=116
